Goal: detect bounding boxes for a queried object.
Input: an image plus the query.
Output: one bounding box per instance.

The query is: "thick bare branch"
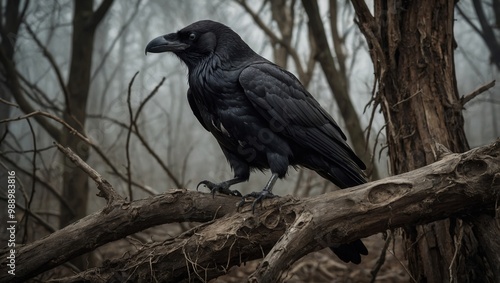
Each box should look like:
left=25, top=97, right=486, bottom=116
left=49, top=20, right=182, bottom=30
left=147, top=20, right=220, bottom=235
left=0, top=190, right=240, bottom=282
left=1, top=139, right=498, bottom=282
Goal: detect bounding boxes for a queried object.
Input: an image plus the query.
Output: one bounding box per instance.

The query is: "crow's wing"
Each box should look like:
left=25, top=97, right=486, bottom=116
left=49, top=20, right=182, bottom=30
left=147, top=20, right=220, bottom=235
left=239, top=63, right=366, bottom=171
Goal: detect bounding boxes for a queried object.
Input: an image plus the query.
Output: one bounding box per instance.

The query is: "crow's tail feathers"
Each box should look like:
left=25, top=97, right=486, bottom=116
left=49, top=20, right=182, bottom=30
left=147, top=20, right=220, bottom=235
left=330, top=239, right=368, bottom=264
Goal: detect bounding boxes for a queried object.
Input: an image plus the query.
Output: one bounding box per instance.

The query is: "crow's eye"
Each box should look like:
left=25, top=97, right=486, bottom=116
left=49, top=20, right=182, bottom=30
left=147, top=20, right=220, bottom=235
left=189, top=33, right=196, bottom=40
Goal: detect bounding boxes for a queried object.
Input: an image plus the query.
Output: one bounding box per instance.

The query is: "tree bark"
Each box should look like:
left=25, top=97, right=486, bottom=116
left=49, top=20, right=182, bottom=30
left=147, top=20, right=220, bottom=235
left=1, top=139, right=498, bottom=282
left=351, top=0, right=495, bottom=281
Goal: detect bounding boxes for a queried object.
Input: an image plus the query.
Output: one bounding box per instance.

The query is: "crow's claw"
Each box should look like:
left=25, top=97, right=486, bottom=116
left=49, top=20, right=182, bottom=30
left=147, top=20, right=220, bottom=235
left=197, top=180, right=242, bottom=197
left=237, top=190, right=277, bottom=213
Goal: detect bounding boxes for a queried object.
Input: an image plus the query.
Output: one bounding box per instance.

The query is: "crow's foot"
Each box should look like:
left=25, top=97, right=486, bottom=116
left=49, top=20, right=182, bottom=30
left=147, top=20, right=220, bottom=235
left=197, top=180, right=242, bottom=197
left=237, top=189, right=277, bottom=213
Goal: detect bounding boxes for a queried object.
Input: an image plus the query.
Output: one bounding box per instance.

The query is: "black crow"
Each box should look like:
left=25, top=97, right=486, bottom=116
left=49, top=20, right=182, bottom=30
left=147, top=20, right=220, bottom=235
left=146, top=20, right=368, bottom=264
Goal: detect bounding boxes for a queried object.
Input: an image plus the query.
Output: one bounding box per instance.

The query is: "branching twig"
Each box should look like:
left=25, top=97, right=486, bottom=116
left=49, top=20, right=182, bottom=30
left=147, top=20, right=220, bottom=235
left=90, top=0, right=142, bottom=82
left=125, top=72, right=140, bottom=201
left=54, top=142, right=124, bottom=208
left=0, top=155, right=75, bottom=215
left=0, top=110, right=92, bottom=144
left=24, top=24, right=72, bottom=115
left=236, top=0, right=309, bottom=82
left=0, top=108, right=157, bottom=195
left=129, top=77, right=182, bottom=188
left=370, top=232, right=393, bottom=283
left=0, top=195, right=57, bottom=233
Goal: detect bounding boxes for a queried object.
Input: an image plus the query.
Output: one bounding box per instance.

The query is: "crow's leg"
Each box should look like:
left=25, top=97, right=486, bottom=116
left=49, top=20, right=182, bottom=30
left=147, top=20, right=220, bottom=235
left=238, top=173, right=279, bottom=213
left=197, top=177, right=244, bottom=197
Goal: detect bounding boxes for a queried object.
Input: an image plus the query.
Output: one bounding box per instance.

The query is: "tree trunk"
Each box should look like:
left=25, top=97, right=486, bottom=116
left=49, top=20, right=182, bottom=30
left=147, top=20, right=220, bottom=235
left=59, top=0, right=114, bottom=269
left=0, top=0, right=23, bottom=244
left=302, top=0, right=380, bottom=180
left=269, top=0, right=294, bottom=69
left=60, top=0, right=94, bottom=229
left=0, top=0, right=23, bottom=147
left=351, top=0, right=495, bottom=282
left=59, top=0, right=114, bottom=226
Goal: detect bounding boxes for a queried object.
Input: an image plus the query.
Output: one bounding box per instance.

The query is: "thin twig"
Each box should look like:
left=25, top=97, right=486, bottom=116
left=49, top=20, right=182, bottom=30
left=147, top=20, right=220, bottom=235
left=460, top=80, right=496, bottom=106
left=90, top=0, right=142, bottom=81
left=126, top=72, right=140, bottom=201
left=392, top=89, right=422, bottom=109
left=0, top=195, right=57, bottom=233
left=22, top=118, right=37, bottom=244
left=0, top=109, right=157, bottom=195
left=24, top=23, right=72, bottom=115
left=0, top=97, right=19, bottom=108
left=54, top=142, right=124, bottom=209
left=236, top=0, right=307, bottom=81
left=0, top=156, right=75, bottom=215
left=363, top=80, right=379, bottom=151
left=449, top=221, right=464, bottom=282
left=132, top=78, right=182, bottom=188
left=0, top=110, right=92, bottom=144
left=370, top=232, right=393, bottom=283
left=388, top=246, right=418, bottom=283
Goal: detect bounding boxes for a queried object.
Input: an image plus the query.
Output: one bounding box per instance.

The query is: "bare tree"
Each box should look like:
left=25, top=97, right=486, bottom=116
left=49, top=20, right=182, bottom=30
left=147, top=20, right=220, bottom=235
left=351, top=0, right=497, bottom=281
left=457, top=0, right=500, bottom=70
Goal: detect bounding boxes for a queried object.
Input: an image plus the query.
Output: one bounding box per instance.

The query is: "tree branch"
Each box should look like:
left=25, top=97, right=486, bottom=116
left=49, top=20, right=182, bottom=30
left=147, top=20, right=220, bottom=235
left=54, top=143, right=124, bottom=208
left=1, top=139, right=499, bottom=282
left=459, top=80, right=496, bottom=107
left=24, top=24, right=72, bottom=115
left=236, top=0, right=309, bottom=82
left=88, top=0, right=115, bottom=29
left=0, top=46, right=62, bottom=142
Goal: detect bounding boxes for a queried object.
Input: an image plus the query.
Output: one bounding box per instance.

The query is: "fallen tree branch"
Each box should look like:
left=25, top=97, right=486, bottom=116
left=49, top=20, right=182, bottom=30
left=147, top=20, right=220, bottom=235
left=1, top=140, right=499, bottom=282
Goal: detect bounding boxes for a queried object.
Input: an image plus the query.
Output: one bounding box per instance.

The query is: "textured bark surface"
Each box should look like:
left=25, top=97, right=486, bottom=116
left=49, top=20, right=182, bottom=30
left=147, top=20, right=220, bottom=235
left=1, top=140, right=498, bottom=283
left=351, top=0, right=495, bottom=282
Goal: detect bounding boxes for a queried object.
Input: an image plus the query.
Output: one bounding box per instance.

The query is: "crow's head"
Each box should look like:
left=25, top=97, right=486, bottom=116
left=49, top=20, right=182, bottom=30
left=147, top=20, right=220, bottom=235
left=146, top=20, right=255, bottom=69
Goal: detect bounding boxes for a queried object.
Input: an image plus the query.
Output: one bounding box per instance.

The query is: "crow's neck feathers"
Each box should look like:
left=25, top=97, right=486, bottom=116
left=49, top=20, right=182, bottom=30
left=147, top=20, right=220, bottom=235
left=177, top=21, right=259, bottom=72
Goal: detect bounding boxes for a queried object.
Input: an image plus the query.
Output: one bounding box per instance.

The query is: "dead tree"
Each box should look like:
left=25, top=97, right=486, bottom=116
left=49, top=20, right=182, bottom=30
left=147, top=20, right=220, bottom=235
left=351, top=0, right=497, bottom=281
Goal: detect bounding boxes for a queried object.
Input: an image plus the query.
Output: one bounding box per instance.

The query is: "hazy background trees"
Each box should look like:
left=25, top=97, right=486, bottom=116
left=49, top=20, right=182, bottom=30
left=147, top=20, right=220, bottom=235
left=0, top=0, right=498, bottom=281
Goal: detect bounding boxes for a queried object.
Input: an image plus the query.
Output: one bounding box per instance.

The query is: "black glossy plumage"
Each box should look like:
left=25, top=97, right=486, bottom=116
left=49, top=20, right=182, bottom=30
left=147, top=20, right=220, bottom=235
left=146, top=20, right=367, bottom=264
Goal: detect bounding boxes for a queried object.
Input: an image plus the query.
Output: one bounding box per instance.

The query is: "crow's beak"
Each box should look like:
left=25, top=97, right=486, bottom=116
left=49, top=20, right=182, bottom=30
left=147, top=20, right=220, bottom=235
left=145, top=33, right=189, bottom=55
